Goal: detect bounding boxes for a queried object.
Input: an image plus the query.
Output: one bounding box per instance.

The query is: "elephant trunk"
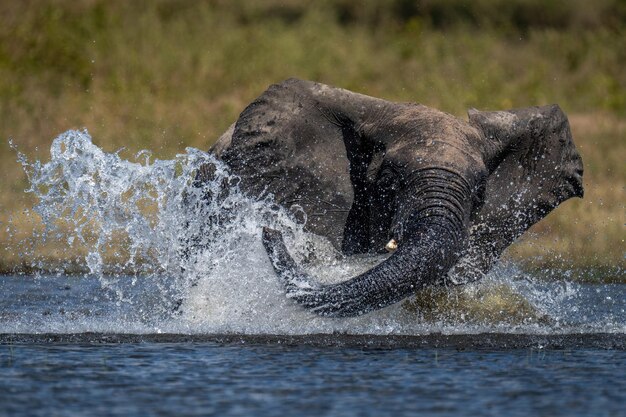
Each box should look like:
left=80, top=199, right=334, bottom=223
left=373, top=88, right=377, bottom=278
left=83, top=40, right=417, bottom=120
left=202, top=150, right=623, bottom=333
left=263, top=169, right=472, bottom=317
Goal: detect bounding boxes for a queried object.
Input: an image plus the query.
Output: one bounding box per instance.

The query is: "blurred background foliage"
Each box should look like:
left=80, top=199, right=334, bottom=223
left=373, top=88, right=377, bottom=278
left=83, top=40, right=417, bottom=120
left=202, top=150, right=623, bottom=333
left=0, top=0, right=624, bottom=278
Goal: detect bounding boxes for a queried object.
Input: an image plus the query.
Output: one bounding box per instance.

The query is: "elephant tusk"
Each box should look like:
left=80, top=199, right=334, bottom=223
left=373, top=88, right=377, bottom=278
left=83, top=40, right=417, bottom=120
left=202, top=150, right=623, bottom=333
left=385, top=239, right=398, bottom=252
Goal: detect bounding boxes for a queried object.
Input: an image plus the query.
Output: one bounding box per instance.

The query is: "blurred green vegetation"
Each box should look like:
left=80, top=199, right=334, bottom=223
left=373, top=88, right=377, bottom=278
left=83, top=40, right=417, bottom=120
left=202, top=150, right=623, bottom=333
left=0, top=0, right=624, bottom=278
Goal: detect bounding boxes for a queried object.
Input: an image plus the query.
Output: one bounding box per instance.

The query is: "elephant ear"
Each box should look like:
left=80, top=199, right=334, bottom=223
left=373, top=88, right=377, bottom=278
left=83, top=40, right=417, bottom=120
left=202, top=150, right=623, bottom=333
left=213, top=79, right=368, bottom=249
left=447, top=105, right=584, bottom=284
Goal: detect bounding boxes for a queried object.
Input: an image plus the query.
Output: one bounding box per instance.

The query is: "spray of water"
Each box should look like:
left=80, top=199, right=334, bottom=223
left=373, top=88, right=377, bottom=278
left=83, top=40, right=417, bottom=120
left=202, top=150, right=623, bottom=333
left=6, top=130, right=624, bottom=335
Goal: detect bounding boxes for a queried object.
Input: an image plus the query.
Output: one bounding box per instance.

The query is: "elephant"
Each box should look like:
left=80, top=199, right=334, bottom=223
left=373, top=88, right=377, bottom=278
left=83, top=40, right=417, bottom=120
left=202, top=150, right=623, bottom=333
left=204, top=78, right=584, bottom=317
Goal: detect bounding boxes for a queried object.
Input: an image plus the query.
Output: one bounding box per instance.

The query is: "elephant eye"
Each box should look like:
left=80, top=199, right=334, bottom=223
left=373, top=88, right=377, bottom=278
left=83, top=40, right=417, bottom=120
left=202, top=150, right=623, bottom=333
left=378, top=167, right=399, bottom=189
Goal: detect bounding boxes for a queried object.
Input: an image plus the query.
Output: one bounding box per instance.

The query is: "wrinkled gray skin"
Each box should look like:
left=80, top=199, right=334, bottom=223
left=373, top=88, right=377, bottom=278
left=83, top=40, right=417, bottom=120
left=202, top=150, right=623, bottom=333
left=206, top=78, right=584, bottom=317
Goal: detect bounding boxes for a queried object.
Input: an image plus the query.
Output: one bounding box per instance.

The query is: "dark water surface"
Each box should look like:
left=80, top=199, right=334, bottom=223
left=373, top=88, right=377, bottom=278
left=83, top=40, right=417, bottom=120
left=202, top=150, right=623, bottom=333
left=1, top=343, right=624, bottom=417
left=1, top=274, right=625, bottom=416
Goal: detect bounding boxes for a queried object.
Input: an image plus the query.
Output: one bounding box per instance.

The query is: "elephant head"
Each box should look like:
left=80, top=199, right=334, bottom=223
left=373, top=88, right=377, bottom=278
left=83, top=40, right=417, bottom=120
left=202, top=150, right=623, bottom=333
left=209, top=79, right=583, bottom=317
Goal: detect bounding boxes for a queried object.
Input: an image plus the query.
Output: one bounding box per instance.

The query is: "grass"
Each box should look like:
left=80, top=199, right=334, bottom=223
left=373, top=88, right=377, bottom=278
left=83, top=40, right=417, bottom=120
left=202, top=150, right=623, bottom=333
left=0, top=0, right=624, bottom=279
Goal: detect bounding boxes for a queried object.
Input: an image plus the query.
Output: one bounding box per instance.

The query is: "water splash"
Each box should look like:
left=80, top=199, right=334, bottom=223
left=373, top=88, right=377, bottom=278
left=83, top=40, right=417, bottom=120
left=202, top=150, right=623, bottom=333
left=13, top=129, right=324, bottom=328
left=6, top=130, right=624, bottom=335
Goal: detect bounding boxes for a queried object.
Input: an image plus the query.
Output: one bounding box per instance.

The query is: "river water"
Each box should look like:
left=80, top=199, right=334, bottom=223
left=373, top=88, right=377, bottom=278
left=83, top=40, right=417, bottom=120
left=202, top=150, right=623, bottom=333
left=1, top=130, right=624, bottom=416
